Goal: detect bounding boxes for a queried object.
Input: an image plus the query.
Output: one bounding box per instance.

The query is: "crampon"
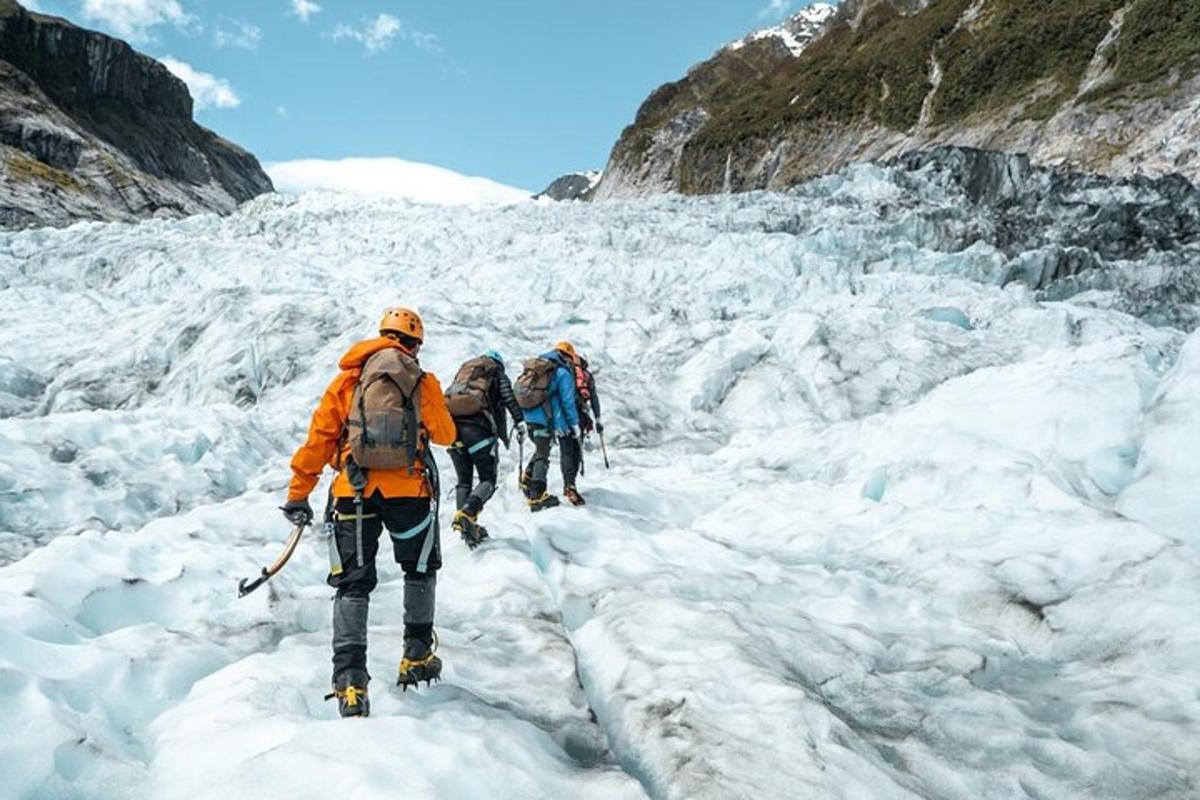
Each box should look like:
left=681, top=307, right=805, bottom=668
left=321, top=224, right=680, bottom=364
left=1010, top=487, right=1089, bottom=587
left=396, top=635, right=442, bottom=691
left=527, top=492, right=560, bottom=513
left=324, top=669, right=370, bottom=718
left=452, top=509, right=489, bottom=550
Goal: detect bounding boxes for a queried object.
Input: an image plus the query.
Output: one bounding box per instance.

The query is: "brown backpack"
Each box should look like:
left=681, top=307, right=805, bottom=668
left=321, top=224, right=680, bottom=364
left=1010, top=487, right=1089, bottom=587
left=346, top=348, right=424, bottom=470
left=444, top=356, right=495, bottom=418
left=514, top=357, right=557, bottom=410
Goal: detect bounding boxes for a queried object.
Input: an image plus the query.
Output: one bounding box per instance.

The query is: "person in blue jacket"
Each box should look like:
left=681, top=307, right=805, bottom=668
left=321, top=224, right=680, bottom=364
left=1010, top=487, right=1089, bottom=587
left=521, top=341, right=581, bottom=512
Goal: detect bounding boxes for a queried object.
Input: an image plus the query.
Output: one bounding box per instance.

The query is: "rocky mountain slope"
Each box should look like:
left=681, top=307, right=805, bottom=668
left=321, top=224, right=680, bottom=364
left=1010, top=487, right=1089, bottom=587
left=534, top=170, right=603, bottom=201
left=593, top=0, right=1200, bottom=198
left=0, top=0, right=272, bottom=228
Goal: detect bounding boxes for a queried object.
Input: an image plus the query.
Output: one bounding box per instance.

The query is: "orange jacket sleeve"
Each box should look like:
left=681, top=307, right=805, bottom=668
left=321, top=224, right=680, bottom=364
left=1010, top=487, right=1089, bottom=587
left=288, top=373, right=351, bottom=501
left=420, top=373, right=457, bottom=447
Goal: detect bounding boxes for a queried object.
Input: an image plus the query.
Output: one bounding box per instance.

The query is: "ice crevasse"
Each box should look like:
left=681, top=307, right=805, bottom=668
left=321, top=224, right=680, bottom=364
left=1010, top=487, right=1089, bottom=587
left=0, top=162, right=1198, bottom=799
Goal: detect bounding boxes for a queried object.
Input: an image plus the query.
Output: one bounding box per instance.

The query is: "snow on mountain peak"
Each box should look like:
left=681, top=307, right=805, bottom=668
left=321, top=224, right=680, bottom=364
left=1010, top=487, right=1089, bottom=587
left=727, top=2, right=838, bottom=57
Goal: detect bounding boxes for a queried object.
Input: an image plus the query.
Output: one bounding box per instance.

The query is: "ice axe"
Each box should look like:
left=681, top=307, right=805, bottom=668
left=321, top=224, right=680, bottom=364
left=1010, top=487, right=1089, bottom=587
left=599, top=430, right=610, bottom=470
left=238, top=521, right=308, bottom=598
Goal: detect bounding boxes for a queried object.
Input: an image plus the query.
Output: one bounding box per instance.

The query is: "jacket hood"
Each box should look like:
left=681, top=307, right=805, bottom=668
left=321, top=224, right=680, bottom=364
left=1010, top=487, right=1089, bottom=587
left=339, top=337, right=415, bottom=371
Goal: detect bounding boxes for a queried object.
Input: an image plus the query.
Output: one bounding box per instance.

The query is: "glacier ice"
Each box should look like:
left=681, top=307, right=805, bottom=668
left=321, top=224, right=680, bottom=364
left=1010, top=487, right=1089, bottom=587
left=0, top=157, right=1198, bottom=799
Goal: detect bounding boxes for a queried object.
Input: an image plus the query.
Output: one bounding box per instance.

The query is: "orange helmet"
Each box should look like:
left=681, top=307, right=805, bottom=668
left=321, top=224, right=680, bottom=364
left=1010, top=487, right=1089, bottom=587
left=555, top=340, right=576, bottom=358
left=379, top=307, right=424, bottom=341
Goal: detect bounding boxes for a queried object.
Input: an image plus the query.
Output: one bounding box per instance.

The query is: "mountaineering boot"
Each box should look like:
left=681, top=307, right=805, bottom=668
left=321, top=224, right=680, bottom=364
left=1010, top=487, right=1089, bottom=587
left=452, top=509, right=489, bottom=550
left=563, top=486, right=586, bottom=507
left=325, top=668, right=370, bottom=718
left=527, top=492, right=560, bottom=513
left=396, top=635, right=442, bottom=690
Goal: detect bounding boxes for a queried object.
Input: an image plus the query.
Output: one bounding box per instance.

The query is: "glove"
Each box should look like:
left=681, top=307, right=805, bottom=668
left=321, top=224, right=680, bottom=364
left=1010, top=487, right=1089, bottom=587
left=567, top=425, right=580, bottom=439
left=280, top=498, right=313, bottom=527
left=595, top=420, right=604, bottom=435
left=516, top=422, right=527, bottom=443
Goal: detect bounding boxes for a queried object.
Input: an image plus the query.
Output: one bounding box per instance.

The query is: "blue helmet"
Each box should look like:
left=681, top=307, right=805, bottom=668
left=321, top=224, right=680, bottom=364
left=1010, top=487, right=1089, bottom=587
left=483, top=349, right=504, bottom=366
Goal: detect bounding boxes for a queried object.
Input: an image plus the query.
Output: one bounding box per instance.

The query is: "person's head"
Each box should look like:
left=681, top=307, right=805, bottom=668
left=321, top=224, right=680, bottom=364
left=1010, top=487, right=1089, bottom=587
left=379, top=307, right=424, bottom=354
left=554, top=340, right=577, bottom=361
left=483, top=349, right=504, bottom=367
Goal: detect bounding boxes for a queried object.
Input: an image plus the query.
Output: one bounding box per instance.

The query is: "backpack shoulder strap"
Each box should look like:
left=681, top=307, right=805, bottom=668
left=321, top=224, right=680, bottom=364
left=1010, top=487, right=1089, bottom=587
left=408, top=372, right=423, bottom=469
left=333, top=368, right=360, bottom=471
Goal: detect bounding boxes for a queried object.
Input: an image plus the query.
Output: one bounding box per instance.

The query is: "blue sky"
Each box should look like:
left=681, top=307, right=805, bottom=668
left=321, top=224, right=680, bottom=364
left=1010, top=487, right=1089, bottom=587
left=25, top=0, right=825, bottom=190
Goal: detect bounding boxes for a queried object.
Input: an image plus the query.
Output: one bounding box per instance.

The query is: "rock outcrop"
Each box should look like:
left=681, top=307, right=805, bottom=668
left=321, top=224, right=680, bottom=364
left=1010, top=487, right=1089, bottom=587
left=594, top=0, right=1200, bottom=199
left=0, top=0, right=272, bottom=228
left=534, top=170, right=602, bottom=201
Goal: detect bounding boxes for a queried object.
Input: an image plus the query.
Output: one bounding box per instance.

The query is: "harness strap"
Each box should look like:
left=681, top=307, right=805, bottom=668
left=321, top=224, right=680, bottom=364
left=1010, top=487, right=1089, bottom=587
left=354, top=492, right=365, bottom=568
left=418, top=434, right=440, bottom=574
left=324, top=477, right=343, bottom=577
left=389, top=512, right=433, bottom=541
left=467, top=436, right=495, bottom=454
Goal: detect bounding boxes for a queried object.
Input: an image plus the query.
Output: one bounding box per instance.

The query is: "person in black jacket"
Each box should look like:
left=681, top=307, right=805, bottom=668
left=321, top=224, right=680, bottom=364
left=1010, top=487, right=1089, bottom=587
left=560, top=353, right=603, bottom=506
left=445, top=350, right=524, bottom=548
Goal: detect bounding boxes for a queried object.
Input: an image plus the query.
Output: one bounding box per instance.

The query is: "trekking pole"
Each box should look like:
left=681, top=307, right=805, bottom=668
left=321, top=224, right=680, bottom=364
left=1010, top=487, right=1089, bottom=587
left=599, top=431, right=611, bottom=470
left=517, top=434, right=525, bottom=489
left=238, top=521, right=308, bottom=597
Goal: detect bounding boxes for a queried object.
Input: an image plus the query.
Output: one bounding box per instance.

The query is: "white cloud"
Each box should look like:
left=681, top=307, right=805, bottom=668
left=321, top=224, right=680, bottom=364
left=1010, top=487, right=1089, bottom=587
left=214, top=19, right=262, bottom=50
left=78, top=0, right=191, bottom=42
left=22, top=0, right=42, bottom=10
left=265, top=158, right=530, bottom=205
left=759, top=0, right=792, bottom=19
left=290, top=0, right=319, bottom=23
left=407, top=29, right=440, bottom=53
left=159, top=56, right=241, bottom=110
left=332, top=13, right=439, bottom=54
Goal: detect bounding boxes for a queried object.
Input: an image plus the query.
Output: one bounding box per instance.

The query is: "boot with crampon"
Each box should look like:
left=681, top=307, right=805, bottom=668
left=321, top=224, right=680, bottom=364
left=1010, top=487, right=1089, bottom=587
left=452, top=509, right=489, bottom=550
left=396, top=635, right=442, bottom=690
left=563, top=486, right=586, bottom=506
left=325, top=668, right=370, bottom=718
left=527, top=492, right=560, bottom=513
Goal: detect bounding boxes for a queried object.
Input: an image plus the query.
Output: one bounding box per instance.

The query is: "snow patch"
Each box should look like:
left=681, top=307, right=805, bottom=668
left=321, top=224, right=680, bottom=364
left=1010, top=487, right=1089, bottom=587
left=265, top=158, right=532, bottom=205
left=727, top=3, right=837, bottom=57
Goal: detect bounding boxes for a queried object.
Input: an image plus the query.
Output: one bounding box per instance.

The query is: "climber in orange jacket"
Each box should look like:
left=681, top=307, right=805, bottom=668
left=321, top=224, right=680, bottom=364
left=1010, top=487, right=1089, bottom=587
left=281, top=307, right=456, bottom=717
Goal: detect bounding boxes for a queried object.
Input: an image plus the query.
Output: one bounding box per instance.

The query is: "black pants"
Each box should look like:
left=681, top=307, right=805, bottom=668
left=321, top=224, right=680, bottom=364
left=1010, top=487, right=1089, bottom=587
left=524, top=425, right=582, bottom=497
left=560, top=434, right=582, bottom=489
left=328, top=491, right=440, bottom=680
left=449, top=421, right=498, bottom=516
left=524, top=425, right=553, bottom=498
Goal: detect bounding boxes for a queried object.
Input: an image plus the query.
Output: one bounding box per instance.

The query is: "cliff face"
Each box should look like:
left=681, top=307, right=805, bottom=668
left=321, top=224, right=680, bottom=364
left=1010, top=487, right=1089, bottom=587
left=0, top=0, right=272, bottom=228
left=593, top=0, right=1200, bottom=199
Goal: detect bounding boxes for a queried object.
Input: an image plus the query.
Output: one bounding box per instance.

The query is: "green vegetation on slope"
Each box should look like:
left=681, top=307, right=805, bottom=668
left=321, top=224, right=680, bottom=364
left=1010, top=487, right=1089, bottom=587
left=1094, top=0, right=1200, bottom=100
left=609, top=0, right=1200, bottom=193
left=935, top=0, right=1125, bottom=122
left=4, top=151, right=83, bottom=192
left=787, top=0, right=973, bottom=129
left=693, top=0, right=1137, bottom=152
left=688, top=0, right=973, bottom=151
